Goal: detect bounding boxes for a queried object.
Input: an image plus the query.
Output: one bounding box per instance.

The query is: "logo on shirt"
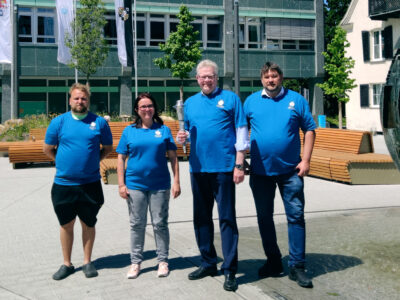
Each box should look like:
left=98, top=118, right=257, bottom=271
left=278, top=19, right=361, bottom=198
left=288, top=101, right=295, bottom=110
left=217, top=99, right=224, bottom=108
left=154, top=130, right=162, bottom=138
left=89, top=122, right=96, bottom=130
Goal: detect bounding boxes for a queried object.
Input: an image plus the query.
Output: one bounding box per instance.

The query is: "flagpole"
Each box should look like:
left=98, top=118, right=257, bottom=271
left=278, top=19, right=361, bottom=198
left=133, top=0, right=137, bottom=98
left=74, top=0, right=78, bottom=83
left=10, top=1, right=15, bottom=119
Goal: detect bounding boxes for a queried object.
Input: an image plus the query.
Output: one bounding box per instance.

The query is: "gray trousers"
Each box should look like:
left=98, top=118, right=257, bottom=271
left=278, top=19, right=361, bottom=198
left=126, top=189, right=170, bottom=264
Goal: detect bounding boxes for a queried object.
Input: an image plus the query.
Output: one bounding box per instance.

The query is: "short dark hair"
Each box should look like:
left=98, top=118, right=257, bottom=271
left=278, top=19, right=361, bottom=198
left=260, top=61, right=283, bottom=77
left=133, top=92, right=163, bottom=127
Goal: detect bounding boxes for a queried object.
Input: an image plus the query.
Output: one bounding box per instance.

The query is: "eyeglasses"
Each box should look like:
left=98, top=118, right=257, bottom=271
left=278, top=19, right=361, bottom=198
left=198, top=75, right=216, bottom=81
left=138, top=104, right=154, bottom=110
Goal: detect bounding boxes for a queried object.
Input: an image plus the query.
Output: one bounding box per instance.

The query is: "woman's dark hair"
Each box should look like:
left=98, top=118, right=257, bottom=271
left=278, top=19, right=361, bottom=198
left=133, top=92, right=164, bottom=127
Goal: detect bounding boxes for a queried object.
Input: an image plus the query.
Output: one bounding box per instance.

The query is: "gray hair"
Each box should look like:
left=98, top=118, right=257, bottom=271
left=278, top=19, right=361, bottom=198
left=196, top=59, right=218, bottom=76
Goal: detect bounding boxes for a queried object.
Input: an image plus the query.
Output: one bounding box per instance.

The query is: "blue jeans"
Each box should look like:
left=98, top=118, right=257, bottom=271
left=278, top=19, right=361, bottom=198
left=190, top=172, right=238, bottom=274
left=250, top=171, right=306, bottom=267
left=126, top=189, right=170, bottom=264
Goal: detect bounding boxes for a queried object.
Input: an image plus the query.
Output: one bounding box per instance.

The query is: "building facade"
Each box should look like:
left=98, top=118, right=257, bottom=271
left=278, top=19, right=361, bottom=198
left=0, top=0, right=324, bottom=122
left=340, top=0, right=400, bottom=132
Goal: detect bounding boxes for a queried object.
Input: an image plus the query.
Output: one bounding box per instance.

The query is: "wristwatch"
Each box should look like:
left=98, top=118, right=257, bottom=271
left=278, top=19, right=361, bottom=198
left=234, top=164, right=244, bottom=170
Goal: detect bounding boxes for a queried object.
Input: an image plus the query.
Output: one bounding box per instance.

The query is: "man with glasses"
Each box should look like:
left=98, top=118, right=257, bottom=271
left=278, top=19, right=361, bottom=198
left=43, top=83, right=113, bottom=280
left=177, top=59, right=249, bottom=292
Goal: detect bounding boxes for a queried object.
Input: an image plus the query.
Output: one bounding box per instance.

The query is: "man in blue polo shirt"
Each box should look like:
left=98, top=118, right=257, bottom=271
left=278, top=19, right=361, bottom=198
left=177, top=59, right=249, bottom=292
left=244, top=62, right=316, bottom=288
left=43, top=83, right=113, bottom=280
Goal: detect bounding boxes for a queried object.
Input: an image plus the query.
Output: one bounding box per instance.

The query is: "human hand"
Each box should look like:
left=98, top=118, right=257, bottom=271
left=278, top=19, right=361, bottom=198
left=233, top=168, right=245, bottom=184
left=171, top=182, right=181, bottom=198
left=119, top=185, right=130, bottom=199
left=176, top=130, right=188, bottom=144
left=296, top=160, right=310, bottom=177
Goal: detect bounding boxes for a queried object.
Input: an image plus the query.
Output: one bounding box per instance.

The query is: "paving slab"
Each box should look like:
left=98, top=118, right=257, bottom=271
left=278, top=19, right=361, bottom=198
left=0, top=135, right=399, bottom=299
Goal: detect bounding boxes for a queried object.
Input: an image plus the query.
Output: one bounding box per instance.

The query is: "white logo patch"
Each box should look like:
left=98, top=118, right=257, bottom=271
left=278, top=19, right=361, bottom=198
left=288, top=101, right=295, bottom=110
left=155, top=130, right=162, bottom=138
left=89, top=122, right=96, bottom=130
left=217, top=99, right=224, bottom=108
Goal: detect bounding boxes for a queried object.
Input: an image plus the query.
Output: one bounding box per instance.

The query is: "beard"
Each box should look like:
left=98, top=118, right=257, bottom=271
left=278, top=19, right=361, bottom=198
left=71, top=105, right=88, bottom=114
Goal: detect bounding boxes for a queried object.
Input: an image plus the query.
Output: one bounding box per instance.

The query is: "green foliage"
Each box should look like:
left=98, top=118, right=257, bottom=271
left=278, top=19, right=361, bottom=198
left=153, top=5, right=202, bottom=99
left=0, top=114, right=52, bottom=141
left=318, top=26, right=356, bottom=104
left=283, top=78, right=309, bottom=93
left=324, top=0, right=352, bottom=47
left=65, top=0, right=109, bottom=82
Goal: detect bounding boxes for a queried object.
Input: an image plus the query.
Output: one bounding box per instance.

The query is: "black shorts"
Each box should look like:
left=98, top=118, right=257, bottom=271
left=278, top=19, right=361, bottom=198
left=51, top=180, right=104, bottom=227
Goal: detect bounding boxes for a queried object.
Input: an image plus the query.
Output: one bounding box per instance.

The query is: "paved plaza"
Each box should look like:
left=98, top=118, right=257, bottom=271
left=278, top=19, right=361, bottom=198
left=0, top=135, right=399, bottom=300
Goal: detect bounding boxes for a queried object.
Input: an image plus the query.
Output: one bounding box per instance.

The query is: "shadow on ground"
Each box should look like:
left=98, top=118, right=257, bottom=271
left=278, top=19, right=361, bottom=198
left=236, top=253, right=362, bottom=285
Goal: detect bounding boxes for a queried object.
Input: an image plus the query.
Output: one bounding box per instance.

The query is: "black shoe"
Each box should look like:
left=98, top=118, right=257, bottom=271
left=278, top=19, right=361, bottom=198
left=289, top=264, right=313, bottom=288
left=188, top=266, right=218, bottom=280
left=258, top=259, right=284, bottom=278
left=223, top=273, right=238, bottom=292
left=52, top=264, right=75, bottom=280
left=82, top=262, right=98, bottom=278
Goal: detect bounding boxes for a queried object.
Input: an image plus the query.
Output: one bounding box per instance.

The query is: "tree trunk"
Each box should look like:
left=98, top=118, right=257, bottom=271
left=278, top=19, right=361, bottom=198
left=338, top=101, right=343, bottom=129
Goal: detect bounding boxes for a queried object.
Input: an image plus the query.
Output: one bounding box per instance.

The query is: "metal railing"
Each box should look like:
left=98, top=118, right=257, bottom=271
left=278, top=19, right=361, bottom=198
left=369, top=0, right=400, bottom=20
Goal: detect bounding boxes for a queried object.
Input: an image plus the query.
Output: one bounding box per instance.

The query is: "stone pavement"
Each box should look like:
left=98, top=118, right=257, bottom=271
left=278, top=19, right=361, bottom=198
left=0, top=134, right=399, bottom=300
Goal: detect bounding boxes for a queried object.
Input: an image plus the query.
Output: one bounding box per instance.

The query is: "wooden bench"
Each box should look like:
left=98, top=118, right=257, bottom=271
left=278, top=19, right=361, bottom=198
left=300, top=128, right=400, bottom=184
left=29, top=128, right=47, bottom=141
left=8, top=141, right=54, bottom=168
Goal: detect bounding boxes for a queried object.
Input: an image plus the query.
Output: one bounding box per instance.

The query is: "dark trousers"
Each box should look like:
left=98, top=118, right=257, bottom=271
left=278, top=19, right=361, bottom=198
left=190, top=172, right=238, bottom=274
left=250, top=171, right=306, bottom=267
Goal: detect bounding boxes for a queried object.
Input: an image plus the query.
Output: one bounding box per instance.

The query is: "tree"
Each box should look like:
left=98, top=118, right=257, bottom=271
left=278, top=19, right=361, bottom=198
left=323, top=0, right=352, bottom=117
left=153, top=5, right=202, bottom=101
left=324, top=0, right=352, bottom=47
left=318, top=26, right=356, bottom=129
left=65, top=0, right=109, bottom=82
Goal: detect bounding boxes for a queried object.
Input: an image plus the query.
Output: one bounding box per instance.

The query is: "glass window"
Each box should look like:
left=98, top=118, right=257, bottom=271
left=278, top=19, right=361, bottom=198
left=104, top=13, right=117, bottom=45
left=373, top=30, right=384, bottom=60
left=282, top=40, right=296, bottom=50
left=48, top=93, right=67, bottom=114
left=207, top=23, right=221, bottom=48
left=248, top=24, right=260, bottom=49
left=150, top=21, right=165, bottom=46
left=136, top=20, right=145, bottom=46
left=18, top=7, right=55, bottom=44
left=37, top=16, right=55, bottom=43
left=299, top=40, right=314, bottom=51
left=193, top=23, right=203, bottom=47
left=267, top=39, right=280, bottom=50
left=372, top=84, right=383, bottom=107
left=18, top=15, right=32, bottom=42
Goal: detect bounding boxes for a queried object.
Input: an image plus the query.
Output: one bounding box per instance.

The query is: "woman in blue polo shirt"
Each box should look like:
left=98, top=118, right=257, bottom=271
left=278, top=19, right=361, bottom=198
left=116, top=93, right=180, bottom=279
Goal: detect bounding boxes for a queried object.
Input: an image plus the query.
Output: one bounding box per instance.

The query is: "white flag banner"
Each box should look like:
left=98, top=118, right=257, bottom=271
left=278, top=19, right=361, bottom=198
left=0, top=0, right=12, bottom=64
left=115, top=0, right=133, bottom=67
left=56, top=0, right=74, bottom=65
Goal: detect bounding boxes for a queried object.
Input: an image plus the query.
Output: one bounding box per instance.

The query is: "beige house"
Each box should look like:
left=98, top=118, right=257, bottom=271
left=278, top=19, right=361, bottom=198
left=340, top=0, right=400, bottom=132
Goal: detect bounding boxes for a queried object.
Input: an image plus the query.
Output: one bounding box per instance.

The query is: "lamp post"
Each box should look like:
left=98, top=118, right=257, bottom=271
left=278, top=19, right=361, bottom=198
left=234, top=0, right=240, bottom=96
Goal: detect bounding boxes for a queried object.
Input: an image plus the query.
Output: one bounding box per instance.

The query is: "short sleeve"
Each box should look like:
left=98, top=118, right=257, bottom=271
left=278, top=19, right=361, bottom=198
left=45, top=117, right=60, bottom=145
left=116, top=127, right=129, bottom=154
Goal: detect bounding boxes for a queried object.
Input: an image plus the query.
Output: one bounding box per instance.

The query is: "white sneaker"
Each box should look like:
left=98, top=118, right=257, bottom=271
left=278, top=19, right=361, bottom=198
left=157, top=262, right=169, bottom=278
left=127, top=264, right=140, bottom=279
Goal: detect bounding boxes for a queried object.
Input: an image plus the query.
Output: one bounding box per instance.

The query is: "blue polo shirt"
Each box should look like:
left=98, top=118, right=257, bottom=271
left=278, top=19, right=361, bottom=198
left=244, top=88, right=316, bottom=176
left=184, top=88, right=247, bottom=172
left=45, top=111, right=113, bottom=185
left=116, top=123, right=177, bottom=190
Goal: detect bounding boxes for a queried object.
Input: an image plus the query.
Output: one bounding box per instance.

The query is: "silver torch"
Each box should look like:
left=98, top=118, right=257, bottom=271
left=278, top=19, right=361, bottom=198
left=175, top=100, right=186, bottom=153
